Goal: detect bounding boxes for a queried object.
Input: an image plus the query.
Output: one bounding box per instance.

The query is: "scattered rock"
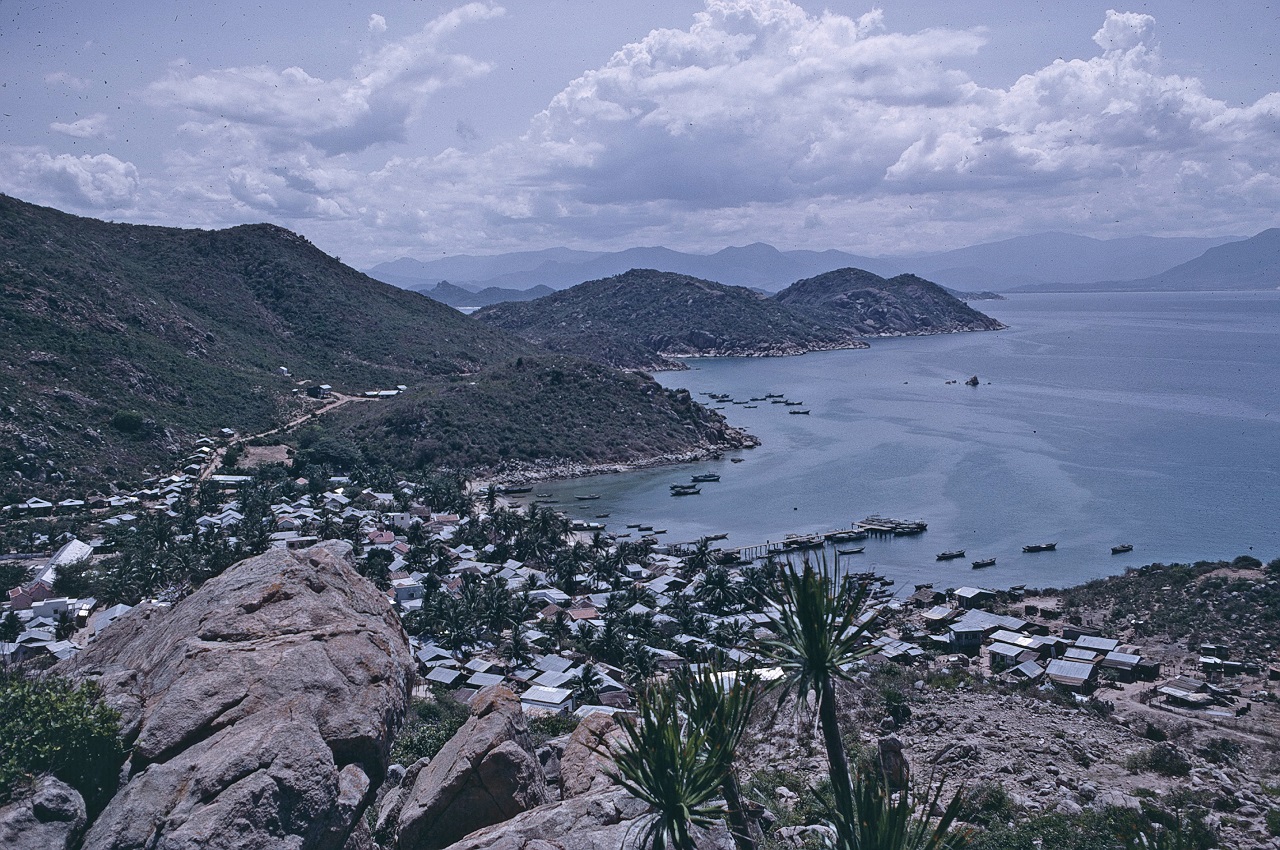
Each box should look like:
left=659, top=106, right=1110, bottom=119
left=0, top=776, right=87, bottom=850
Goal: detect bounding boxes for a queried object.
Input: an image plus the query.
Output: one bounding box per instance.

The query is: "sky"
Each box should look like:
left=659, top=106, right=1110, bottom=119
left=2, top=0, right=1278, bottom=267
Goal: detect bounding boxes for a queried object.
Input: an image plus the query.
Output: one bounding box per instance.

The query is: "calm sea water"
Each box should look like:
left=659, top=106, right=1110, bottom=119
left=525, top=291, right=1280, bottom=590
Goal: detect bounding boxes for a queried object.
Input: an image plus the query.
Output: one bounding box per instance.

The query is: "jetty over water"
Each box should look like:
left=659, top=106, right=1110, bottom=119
left=655, top=516, right=927, bottom=563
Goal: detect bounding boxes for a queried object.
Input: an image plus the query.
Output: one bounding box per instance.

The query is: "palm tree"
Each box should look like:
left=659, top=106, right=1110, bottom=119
left=570, top=662, right=604, bottom=706
left=501, top=620, right=536, bottom=669
left=759, top=557, right=876, bottom=833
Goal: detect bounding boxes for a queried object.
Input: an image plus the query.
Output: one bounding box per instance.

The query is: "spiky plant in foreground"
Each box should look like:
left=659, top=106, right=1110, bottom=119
left=759, top=557, right=877, bottom=828
left=674, top=667, right=760, bottom=850
left=827, top=763, right=971, bottom=850
left=609, top=680, right=738, bottom=850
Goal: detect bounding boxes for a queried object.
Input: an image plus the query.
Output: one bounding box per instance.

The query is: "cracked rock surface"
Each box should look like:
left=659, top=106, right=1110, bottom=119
left=61, top=541, right=414, bottom=850
left=380, top=686, right=548, bottom=850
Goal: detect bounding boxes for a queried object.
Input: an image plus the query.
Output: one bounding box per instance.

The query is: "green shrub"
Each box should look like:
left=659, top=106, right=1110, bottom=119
left=1126, top=743, right=1192, bottom=777
left=528, top=712, right=578, bottom=748
left=959, top=781, right=1019, bottom=828
left=0, top=673, right=124, bottom=812
left=390, top=692, right=471, bottom=766
left=109, top=409, right=145, bottom=434
left=1197, top=736, right=1243, bottom=765
left=1266, top=808, right=1280, bottom=837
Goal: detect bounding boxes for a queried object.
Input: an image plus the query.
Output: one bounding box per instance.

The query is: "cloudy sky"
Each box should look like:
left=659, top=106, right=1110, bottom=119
left=3, top=1, right=1278, bottom=266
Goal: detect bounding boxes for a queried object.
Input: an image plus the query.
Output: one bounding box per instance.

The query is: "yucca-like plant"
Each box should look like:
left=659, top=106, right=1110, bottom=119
left=674, top=666, right=760, bottom=850
left=759, top=557, right=877, bottom=825
left=826, top=763, right=971, bottom=850
left=610, top=681, right=737, bottom=850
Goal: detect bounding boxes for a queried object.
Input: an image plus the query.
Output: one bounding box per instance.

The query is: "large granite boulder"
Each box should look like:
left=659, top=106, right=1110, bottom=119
left=61, top=541, right=414, bottom=850
left=558, top=713, right=625, bottom=799
left=0, top=776, right=87, bottom=850
left=437, top=787, right=735, bottom=850
left=381, top=686, right=548, bottom=850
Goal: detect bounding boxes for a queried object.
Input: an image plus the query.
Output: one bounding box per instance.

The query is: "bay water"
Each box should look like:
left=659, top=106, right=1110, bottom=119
left=524, top=291, right=1280, bottom=591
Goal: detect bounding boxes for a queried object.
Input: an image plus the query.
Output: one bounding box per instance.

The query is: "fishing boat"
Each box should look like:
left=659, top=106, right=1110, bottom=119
left=670, top=487, right=701, bottom=496
left=837, top=547, right=865, bottom=555
left=638, top=525, right=653, bottom=532
left=1022, top=542, right=1057, bottom=553
left=500, top=486, right=532, bottom=494
left=784, top=400, right=804, bottom=406
left=704, top=532, right=729, bottom=541
left=1111, top=544, right=1134, bottom=554
left=574, top=494, right=602, bottom=501
left=691, top=473, right=720, bottom=482
left=971, top=557, right=996, bottom=568
left=626, top=523, right=642, bottom=528
left=764, top=393, right=784, bottom=398
left=730, top=457, right=745, bottom=463
left=744, top=405, right=758, bottom=408
left=595, top=513, right=610, bottom=519
left=788, top=409, right=810, bottom=415
left=936, top=550, right=966, bottom=561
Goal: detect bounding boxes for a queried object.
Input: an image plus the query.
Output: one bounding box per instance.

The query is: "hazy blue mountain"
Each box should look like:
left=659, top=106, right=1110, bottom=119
left=368, top=232, right=1243, bottom=296
left=1083, top=228, right=1280, bottom=291
left=900, top=232, right=1240, bottom=290
left=367, top=247, right=603, bottom=290
left=421, top=281, right=557, bottom=309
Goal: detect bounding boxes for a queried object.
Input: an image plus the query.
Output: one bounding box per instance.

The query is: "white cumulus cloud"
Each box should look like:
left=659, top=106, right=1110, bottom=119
left=50, top=114, right=112, bottom=140
left=147, top=3, right=504, bottom=154
left=369, top=13, right=387, bottom=33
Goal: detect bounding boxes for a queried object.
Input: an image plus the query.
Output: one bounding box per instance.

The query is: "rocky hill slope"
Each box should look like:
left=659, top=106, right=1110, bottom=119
left=773, top=268, right=1006, bottom=336
left=0, top=195, right=747, bottom=493
left=474, top=268, right=867, bottom=370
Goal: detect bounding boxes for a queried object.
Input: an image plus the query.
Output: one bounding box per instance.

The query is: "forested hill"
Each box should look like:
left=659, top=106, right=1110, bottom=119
left=773, top=268, right=1006, bottom=336
left=0, top=196, right=747, bottom=494
left=474, top=268, right=868, bottom=370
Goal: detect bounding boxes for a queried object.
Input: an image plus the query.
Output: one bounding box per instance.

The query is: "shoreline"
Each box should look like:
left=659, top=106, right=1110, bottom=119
left=481, top=439, right=759, bottom=488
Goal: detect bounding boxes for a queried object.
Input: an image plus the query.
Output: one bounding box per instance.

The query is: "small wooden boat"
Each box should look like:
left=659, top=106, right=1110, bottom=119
left=730, top=457, right=745, bottom=463
left=971, top=557, right=996, bottom=569
left=595, top=513, right=610, bottom=519
left=500, top=486, right=532, bottom=494
left=670, top=487, right=701, bottom=496
left=837, top=547, right=865, bottom=556
left=1022, top=542, right=1057, bottom=553
left=691, top=473, right=721, bottom=482
left=788, top=409, right=810, bottom=415
left=575, top=494, right=601, bottom=501
left=626, top=523, right=642, bottom=528
left=1111, top=544, right=1133, bottom=554
left=936, top=550, right=966, bottom=561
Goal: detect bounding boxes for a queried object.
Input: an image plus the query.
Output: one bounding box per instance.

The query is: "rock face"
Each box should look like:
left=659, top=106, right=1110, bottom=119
left=436, top=787, right=735, bottom=850
left=61, top=541, right=414, bottom=850
left=0, top=776, right=87, bottom=850
left=381, top=686, right=549, bottom=850
left=558, top=713, right=625, bottom=799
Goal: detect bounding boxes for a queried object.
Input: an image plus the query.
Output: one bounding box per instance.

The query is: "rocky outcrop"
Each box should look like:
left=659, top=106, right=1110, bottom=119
left=0, top=776, right=87, bottom=850
left=436, top=787, right=734, bottom=850
left=558, top=713, right=625, bottom=799
left=381, top=686, right=549, bottom=850
left=61, top=541, right=414, bottom=850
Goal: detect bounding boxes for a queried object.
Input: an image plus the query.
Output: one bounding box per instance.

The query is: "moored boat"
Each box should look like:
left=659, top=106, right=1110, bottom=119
left=1022, top=542, right=1057, bottom=553
left=837, top=547, right=865, bottom=555
left=670, top=487, right=701, bottom=496
left=1111, top=544, right=1134, bottom=554
left=971, top=557, right=996, bottom=568
left=691, top=473, right=721, bottom=482
left=574, top=494, right=601, bottom=501
left=936, top=550, right=966, bottom=561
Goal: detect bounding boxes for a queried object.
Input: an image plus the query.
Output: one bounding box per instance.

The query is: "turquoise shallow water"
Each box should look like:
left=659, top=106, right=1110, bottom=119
left=523, top=291, right=1280, bottom=590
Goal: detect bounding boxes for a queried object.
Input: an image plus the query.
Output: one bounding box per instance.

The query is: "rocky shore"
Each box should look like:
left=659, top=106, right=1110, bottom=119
left=485, top=437, right=760, bottom=487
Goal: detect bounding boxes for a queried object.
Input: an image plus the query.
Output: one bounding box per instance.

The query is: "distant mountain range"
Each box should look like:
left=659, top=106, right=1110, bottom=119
left=475, top=268, right=1000, bottom=371
left=1058, top=228, right=1280, bottom=292
left=367, top=231, right=1254, bottom=298
left=0, top=195, right=748, bottom=493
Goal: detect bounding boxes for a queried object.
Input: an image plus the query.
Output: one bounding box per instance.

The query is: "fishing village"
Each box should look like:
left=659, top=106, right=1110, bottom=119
left=4, top=425, right=1280, bottom=848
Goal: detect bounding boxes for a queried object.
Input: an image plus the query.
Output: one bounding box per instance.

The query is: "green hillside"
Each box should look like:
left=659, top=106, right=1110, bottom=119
left=773, top=268, right=1006, bottom=335
left=474, top=268, right=867, bottom=370
left=0, top=196, right=746, bottom=494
